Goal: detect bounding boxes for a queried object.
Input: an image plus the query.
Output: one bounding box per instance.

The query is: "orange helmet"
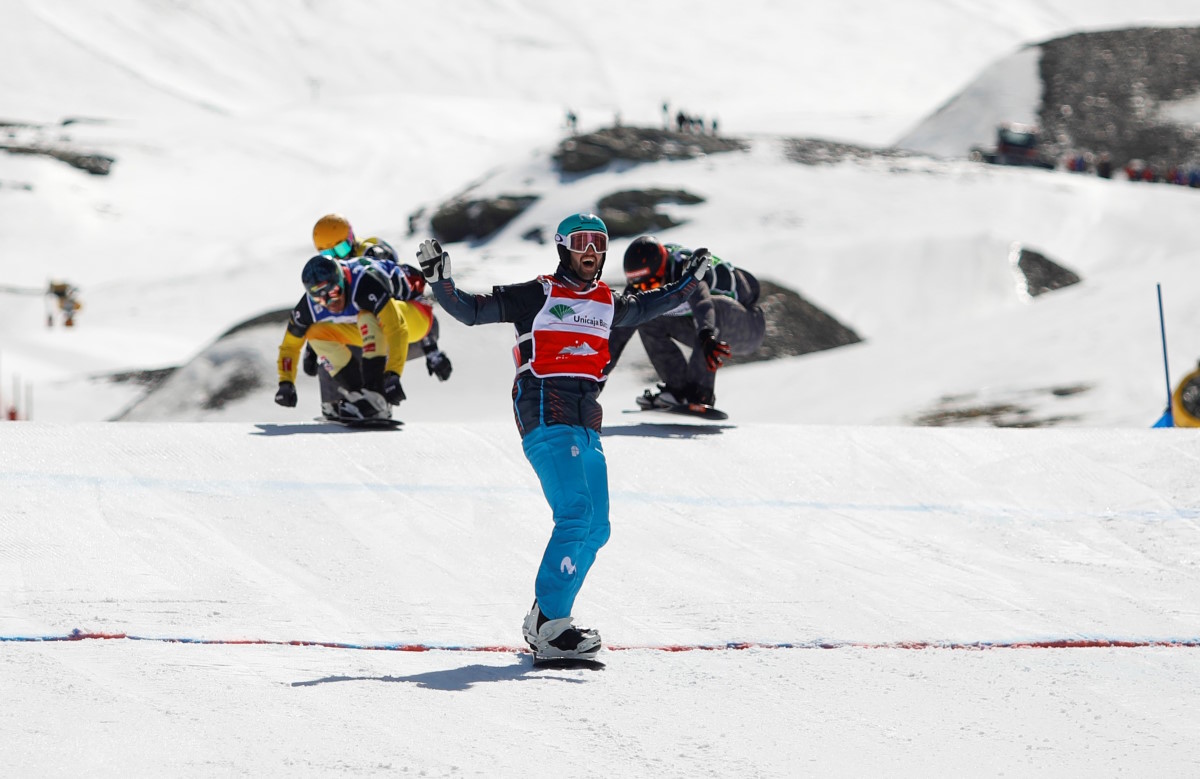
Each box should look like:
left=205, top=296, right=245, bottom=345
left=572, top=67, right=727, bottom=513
left=312, top=213, right=356, bottom=253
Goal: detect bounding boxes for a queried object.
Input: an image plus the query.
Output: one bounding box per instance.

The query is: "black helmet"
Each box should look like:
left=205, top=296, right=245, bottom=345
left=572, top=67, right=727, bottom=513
left=301, top=255, right=345, bottom=300
left=623, top=236, right=668, bottom=290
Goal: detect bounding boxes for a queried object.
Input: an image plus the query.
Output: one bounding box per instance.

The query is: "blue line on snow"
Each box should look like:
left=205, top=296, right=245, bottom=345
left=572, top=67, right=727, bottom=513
left=3, top=470, right=1199, bottom=522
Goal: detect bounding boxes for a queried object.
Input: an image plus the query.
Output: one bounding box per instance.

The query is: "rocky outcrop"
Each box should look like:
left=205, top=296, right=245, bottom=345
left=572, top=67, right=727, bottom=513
left=430, top=195, right=538, bottom=243
left=111, top=323, right=281, bottom=420
left=783, top=137, right=911, bottom=166
left=725, top=279, right=862, bottom=366
left=596, top=189, right=704, bottom=237
left=1012, top=246, right=1080, bottom=297
left=1, top=118, right=116, bottom=175
left=1, top=144, right=114, bottom=175
left=911, top=384, right=1091, bottom=427
left=1039, top=27, right=1200, bottom=168
left=554, top=126, right=748, bottom=174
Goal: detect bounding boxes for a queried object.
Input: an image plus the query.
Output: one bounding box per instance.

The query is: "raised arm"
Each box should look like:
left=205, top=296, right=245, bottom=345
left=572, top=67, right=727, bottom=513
left=416, top=238, right=522, bottom=325
left=613, top=247, right=715, bottom=328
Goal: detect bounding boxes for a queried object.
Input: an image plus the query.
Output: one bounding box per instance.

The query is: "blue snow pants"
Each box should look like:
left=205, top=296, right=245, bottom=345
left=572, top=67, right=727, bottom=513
left=521, top=424, right=611, bottom=621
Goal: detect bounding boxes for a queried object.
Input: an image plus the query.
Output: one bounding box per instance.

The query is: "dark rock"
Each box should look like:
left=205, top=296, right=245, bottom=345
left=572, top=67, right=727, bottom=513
left=1014, top=247, right=1081, bottom=297
left=201, top=363, right=263, bottom=410
left=70, top=153, right=115, bottom=175
left=598, top=207, right=681, bottom=238
left=430, top=195, right=538, bottom=243
left=103, top=367, right=176, bottom=389
left=1050, top=384, right=1091, bottom=397
left=597, top=188, right=705, bottom=238
left=1, top=144, right=115, bottom=175
left=724, top=279, right=862, bottom=366
left=1039, top=27, right=1200, bottom=168
left=554, top=126, right=748, bottom=174
left=783, top=138, right=911, bottom=166
left=910, top=384, right=1093, bottom=427
left=598, top=189, right=704, bottom=211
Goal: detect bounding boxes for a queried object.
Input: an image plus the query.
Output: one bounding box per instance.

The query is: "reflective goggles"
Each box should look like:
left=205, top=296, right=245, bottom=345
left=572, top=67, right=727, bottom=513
left=557, top=230, right=607, bottom=254
left=308, top=281, right=343, bottom=304
left=318, top=239, right=354, bottom=259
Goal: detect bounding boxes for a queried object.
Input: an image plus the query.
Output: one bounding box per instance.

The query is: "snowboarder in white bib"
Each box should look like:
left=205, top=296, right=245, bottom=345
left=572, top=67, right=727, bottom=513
left=274, top=255, right=408, bottom=422
left=417, top=213, right=711, bottom=660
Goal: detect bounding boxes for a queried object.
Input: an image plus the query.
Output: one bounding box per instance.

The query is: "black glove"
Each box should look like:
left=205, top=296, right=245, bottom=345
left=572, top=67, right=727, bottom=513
left=382, top=372, right=406, bottom=405
left=683, top=247, right=712, bottom=281
left=697, top=328, right=732, bottom=371
left=274, top=381, right=297, bottom=407
left=416, top=238, right=451, bottom=281
left=425, top=350, right=453, bottom=381
left=302, top=344, right=318, bottom=377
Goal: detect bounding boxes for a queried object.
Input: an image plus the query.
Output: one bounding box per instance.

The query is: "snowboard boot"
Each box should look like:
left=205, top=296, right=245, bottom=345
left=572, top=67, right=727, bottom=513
left=643, top=383, right=690, bottom=409
left=522, top=601, right=601, bottom=659
left=335, top=389, right=391, bottom=422
left=691, top=386, right=716, bottom=407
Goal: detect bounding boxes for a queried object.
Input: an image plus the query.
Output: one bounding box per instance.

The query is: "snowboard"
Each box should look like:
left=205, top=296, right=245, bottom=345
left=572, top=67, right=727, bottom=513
left=635, top=390, right=729, bottom=420
left=314, top=416, right=404, bottom=429
left=530, top=654, right=606, bottom=671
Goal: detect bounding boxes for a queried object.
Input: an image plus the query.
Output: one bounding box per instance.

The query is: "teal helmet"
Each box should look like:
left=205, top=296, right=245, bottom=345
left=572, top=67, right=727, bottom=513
left=555, top=212, right=608, bottom=242
left=554, top=213, right=609, bottom=274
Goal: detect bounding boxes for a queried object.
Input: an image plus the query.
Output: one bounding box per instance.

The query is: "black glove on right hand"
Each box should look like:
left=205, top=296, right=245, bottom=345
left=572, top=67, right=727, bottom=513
left=416, top=239, right=451, bottom=281
left=382, top=372, right=406, bottom=405
left=274, top=381, right=297, bottom=407
left=683, top=247, right=712, bottom=281
left=425, top=350, right=453, bottom=381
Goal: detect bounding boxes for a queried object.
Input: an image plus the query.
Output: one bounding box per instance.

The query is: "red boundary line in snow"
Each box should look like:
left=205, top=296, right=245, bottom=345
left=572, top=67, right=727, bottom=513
left=4, top=631, right=1199, bottom=652
left=640, top=639, right=1200, bottom=651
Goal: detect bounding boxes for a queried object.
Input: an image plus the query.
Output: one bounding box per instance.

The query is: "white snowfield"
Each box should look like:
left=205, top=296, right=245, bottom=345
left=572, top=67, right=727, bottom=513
left=3, top=422, right=1199, bottom=776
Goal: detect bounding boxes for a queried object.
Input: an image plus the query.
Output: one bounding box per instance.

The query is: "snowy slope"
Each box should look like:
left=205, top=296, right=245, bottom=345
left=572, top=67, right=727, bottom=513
left=3, top=422, right=1200, bottom=775
left=115, top=146, right=1200, bottom=429
left=5, top=0, right=1200, bottom=426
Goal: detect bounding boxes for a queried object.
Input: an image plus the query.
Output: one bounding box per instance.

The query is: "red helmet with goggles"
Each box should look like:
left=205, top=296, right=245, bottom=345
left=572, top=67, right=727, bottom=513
left=623, top=235, right=668, bottom=291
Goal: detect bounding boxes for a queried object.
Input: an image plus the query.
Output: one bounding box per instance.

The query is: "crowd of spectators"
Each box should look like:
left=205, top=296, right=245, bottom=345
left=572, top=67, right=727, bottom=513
left=1062, top=150, right=1200, bottom=187
left=661, top=102, right=718, bottom=135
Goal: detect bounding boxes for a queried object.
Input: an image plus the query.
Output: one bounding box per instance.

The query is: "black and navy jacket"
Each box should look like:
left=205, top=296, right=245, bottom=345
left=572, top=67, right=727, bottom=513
left=632, top=244, right=761, bottom=334
left=432, top=264, right=698, bottom=437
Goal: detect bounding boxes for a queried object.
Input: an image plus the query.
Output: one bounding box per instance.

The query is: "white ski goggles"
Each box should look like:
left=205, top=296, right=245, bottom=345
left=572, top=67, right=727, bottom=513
left=556, top=230, right=608, bottom=254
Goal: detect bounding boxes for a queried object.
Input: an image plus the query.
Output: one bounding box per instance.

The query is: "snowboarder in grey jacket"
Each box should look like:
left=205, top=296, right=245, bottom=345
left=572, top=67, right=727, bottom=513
left=608, top=236, right=765, bottom=409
